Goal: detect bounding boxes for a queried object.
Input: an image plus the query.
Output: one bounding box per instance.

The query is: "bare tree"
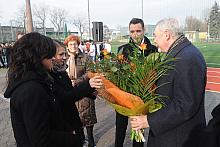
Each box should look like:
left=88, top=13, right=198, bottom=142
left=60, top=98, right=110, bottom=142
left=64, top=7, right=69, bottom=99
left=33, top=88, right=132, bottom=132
left=50, top=7, right=66, bottom=39
left=13, top=6, right=26, bottom=32
left=33, top=3, right=48, bottom=35
left=200, top=21, right=208, bottom=32
left=72, top=16, right=88, bottom=40
left=185, top=16, right=207, bottom=32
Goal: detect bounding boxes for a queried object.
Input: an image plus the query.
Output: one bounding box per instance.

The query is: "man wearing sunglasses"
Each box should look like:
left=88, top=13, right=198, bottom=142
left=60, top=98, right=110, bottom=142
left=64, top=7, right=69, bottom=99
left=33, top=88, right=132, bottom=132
left=116, top=18, right=157, bottom=147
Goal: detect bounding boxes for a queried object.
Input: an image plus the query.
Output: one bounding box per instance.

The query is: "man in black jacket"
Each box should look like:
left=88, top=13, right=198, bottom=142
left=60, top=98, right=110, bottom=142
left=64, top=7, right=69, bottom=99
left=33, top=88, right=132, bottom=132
left=115, top=18, right=157, bottom=147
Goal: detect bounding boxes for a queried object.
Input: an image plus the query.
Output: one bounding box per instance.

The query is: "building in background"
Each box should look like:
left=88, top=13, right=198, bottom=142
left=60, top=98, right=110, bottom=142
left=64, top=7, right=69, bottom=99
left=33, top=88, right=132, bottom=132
left=0, top=25, right=78, bottom=43
left=185, top=31, right=208, bottom=42
left=145, top=25, right=156, bottom=37
left=0, top=26, right=24, bottom=43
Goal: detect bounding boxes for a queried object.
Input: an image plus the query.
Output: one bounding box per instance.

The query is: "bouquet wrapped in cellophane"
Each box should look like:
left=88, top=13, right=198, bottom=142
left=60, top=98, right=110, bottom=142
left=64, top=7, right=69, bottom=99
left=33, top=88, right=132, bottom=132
left=87, top=46, right=175, bottom=142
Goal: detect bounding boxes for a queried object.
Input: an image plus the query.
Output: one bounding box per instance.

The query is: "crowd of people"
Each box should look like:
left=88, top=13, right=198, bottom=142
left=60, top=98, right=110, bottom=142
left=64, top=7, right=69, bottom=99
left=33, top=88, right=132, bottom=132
left=0, top=32, right=25, bottom=68
left=79, top=40, right=111, bottom=61
left=0, top=42, right=13, bottom=68
left=1, top=17, right=219, bottom=147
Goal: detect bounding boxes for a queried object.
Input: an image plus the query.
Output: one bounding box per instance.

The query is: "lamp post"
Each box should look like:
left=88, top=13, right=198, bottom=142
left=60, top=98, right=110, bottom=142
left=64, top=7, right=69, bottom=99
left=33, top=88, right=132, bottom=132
left=10, top=20, right=15, bottom=41
left=0, top=23, right=3, bottom=43
left=25, top=0, right=33, bottom=33
left=141, top=0, right=143, bottom=20
left=88, top=0, right=91, bottom=39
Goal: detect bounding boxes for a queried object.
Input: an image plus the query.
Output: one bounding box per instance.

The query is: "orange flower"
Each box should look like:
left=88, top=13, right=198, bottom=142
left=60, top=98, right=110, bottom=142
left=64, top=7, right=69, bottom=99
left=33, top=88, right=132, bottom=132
left=104, top=55, right=110, bottom=59
left=101, top=49, right=109, bottom=56
left=140, top=43, right=147, bottom=50
left=117, top=54, right=124, bottom=61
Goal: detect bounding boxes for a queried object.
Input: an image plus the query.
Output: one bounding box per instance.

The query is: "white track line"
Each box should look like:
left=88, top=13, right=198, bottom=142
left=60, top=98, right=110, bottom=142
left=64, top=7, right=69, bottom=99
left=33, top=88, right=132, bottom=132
left=206, top=90, right=220, bottom=93
left=207, top=76, right=220, bottom=78
left=207, top=71, right=220, bottom=74
left=207, top=67, right=220, bottom=70
left=207, top=81, right=220, bottom=85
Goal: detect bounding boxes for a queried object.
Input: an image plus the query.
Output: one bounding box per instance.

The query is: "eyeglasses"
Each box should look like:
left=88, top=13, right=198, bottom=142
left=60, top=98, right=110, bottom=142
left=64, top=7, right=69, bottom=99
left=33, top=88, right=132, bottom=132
left=130, top=30, right=142, bottom=33
left=68, top=43, right=78, bottom=46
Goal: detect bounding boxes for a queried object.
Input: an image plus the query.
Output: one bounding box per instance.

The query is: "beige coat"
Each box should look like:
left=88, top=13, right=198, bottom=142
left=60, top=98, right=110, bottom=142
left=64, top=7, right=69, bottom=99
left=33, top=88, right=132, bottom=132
left=67, top=50, right=97, bottom=127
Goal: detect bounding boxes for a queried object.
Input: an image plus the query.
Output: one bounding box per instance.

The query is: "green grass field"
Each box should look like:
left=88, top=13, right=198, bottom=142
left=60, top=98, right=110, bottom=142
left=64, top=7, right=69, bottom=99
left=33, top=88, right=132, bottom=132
left=111, top=41, right=220, bottom=68
left=194, top=42, right=220, bottom=68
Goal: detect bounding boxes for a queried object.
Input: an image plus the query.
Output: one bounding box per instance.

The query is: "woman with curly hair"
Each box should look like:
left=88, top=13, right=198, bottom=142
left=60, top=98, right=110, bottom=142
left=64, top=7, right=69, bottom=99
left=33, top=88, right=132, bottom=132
left=4, top=32, right=100, bottom=147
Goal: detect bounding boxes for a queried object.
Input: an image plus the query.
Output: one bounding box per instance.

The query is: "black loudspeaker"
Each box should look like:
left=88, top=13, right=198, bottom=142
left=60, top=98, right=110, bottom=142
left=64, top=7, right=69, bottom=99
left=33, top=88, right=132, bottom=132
left=92, top=22, right=103, bottom=42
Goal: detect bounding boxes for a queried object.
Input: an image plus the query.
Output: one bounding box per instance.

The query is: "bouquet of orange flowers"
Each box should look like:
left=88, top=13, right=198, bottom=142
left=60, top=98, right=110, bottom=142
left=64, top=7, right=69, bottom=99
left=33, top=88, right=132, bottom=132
left=87, top=45, right=174, bottom=142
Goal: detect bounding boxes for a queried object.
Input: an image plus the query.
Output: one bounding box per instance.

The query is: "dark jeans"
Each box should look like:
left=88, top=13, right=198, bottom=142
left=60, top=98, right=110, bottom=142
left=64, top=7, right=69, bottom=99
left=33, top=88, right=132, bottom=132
left=115, top=112, right=144, bottom=147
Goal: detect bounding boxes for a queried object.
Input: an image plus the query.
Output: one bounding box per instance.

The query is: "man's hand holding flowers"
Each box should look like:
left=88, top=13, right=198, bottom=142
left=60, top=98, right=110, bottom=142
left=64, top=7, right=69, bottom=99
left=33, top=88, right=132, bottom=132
left=130, top=115, right=149, bottom=131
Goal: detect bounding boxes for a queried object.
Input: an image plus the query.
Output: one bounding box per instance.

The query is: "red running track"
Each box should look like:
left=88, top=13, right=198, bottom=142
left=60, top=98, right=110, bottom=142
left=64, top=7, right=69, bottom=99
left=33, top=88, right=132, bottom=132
left=206, top=67, right=220, bottom=93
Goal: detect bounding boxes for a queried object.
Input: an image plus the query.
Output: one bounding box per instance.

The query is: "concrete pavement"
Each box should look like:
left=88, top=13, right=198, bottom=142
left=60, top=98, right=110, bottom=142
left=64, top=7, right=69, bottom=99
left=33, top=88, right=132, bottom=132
left=0, top=69, right=16, bottom=147
left=0, top=68, right=220, bottom=147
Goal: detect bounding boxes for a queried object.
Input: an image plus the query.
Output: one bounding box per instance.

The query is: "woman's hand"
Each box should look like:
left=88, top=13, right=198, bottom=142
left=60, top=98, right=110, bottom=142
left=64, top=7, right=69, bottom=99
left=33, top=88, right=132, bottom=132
left=130, top=115, right=149, bottom=131
left=89, top=76, right=102, bottom=89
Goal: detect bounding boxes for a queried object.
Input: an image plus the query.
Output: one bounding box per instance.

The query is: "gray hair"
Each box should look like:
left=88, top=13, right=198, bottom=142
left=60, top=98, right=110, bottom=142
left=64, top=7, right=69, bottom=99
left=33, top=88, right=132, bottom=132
left=155, top=18, right=183, bottom=38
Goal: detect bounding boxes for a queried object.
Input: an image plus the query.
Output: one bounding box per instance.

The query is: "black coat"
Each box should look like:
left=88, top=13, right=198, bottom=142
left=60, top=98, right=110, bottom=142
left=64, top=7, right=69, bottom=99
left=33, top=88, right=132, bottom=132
left=4, top=71, right=93, bottom=147
left=147, top=38, right=207, bottom=147
left=50, top=71, right=95, bottom=132
left=117, top=36, right=158, bottom=59
left=199, top=104, right=220, bottom=147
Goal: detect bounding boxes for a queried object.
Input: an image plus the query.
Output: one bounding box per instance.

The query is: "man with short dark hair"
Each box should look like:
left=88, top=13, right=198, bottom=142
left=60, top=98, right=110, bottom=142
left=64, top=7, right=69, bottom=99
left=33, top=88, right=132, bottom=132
left=115, top=18, right=157, bottom=147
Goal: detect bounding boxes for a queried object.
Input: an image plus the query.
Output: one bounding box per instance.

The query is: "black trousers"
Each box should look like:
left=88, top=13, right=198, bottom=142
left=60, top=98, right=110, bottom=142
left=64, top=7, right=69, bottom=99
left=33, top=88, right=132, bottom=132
left=77, top=128, right=85, bottom=145
left=115, top=112, right=144, bottom=147
left=86, top=126, right=95, bottom=147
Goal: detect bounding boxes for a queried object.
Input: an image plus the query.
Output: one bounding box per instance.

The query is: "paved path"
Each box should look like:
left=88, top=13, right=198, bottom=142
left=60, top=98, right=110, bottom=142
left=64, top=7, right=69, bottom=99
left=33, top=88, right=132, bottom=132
left=0, top=98, right=16, bottom=147
left=0, top=68, right=220, bottom=147
left=0, top=69, right=16, bottom=147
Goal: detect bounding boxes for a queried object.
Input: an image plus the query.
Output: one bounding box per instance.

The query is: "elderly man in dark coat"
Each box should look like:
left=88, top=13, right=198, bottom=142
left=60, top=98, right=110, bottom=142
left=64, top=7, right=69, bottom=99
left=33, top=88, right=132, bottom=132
left=130, top=18, right=207, bottom=147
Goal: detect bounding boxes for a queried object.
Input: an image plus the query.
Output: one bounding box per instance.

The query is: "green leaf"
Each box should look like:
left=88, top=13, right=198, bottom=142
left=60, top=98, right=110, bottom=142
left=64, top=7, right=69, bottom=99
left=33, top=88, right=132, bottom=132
left=149, top=102, right=162, bottom=113
left=122, top=64, right=130, bottom=70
